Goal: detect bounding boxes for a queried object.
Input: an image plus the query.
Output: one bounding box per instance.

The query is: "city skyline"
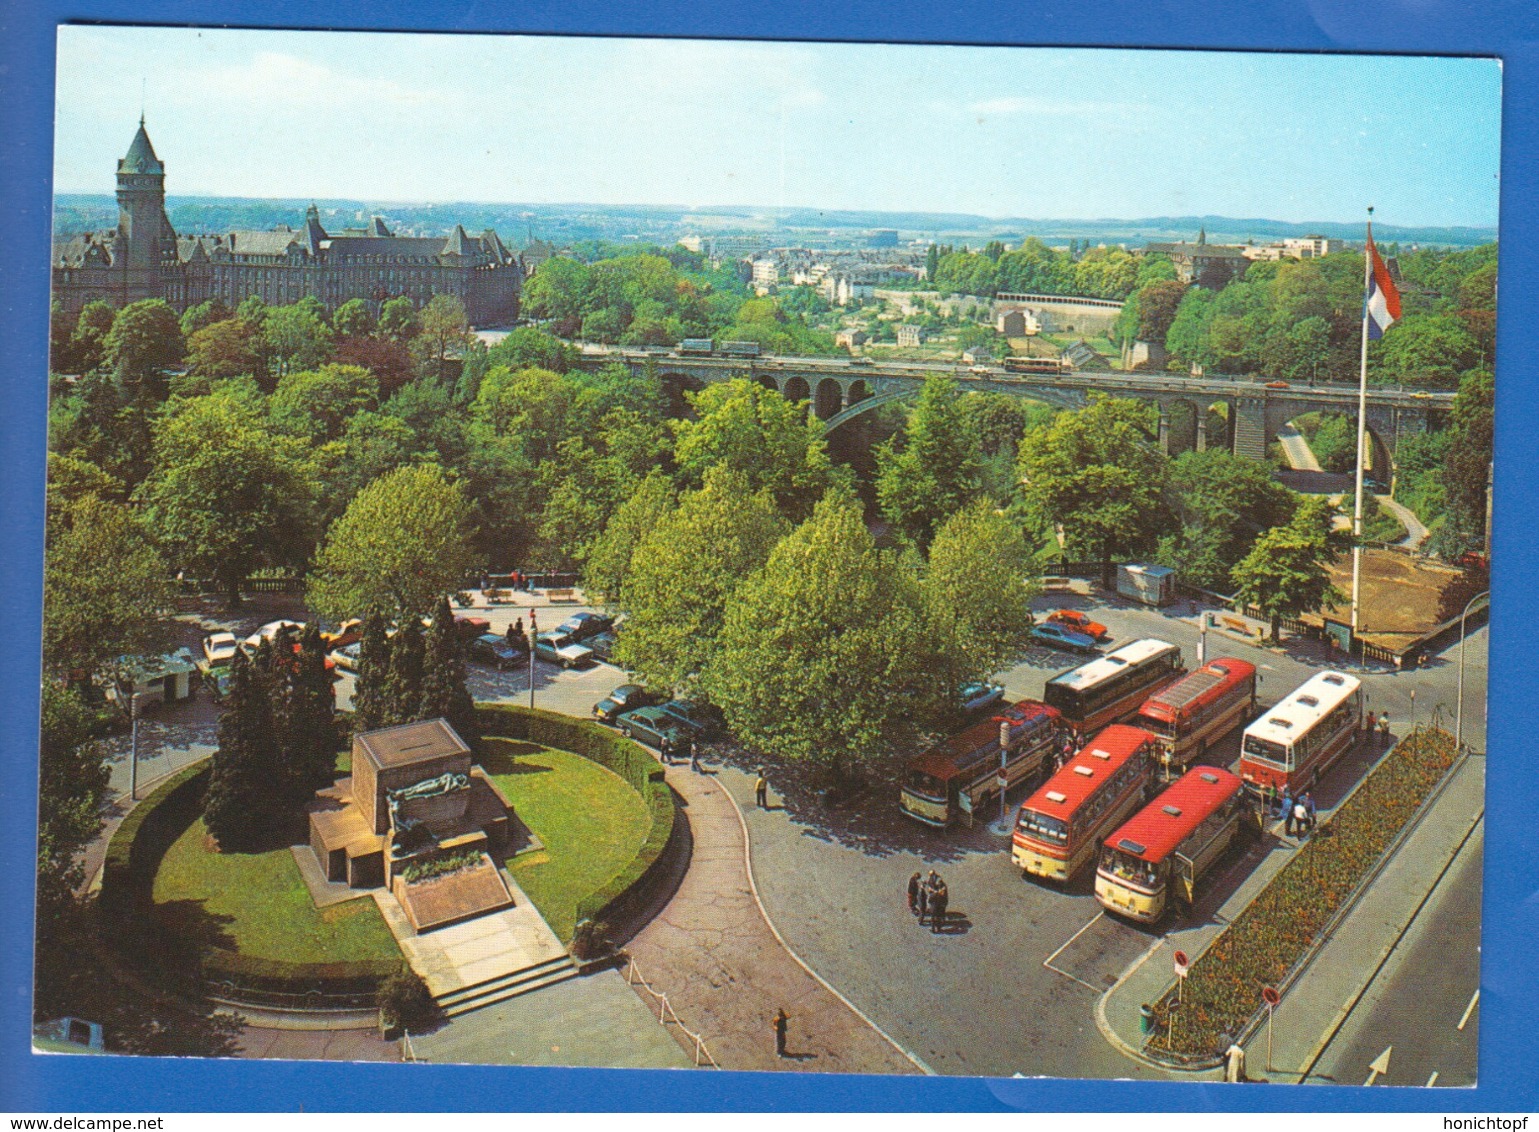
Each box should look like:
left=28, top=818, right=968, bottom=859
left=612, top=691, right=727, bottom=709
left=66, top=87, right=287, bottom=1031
left=54, top=27, right=1502, bottom=229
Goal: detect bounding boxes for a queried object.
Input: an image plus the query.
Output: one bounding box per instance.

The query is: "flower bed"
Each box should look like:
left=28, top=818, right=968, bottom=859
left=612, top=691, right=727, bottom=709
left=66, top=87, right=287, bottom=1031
left=1164, top=727, right=1459, bottom=1058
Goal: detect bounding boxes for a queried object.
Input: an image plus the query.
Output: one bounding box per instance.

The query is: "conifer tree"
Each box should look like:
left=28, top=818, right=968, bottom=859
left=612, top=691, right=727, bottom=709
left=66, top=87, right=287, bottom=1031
left=290, top=621, right=339, bottom=793
left=420, top=595, right=477, bottom=740
left=204, top=649, right=275, bottom=850
left=383, top=617, right=425, bottom=727
left=351, top=608, right=390, bottom=736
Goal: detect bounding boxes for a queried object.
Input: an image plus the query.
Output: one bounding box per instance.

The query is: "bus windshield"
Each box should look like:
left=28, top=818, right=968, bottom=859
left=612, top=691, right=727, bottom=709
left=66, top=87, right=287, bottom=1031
left=1099, top=846, right=1163, bottom=891
left=1134, top=713, right=1176, bottom=738
left=1243, top=735, right=1289, bottom=765
left=1043, top=683, right=1077, bottom=714
left=1017, top=808, right=1068, bottom=843
left=904, top=770, right=947, bottom=802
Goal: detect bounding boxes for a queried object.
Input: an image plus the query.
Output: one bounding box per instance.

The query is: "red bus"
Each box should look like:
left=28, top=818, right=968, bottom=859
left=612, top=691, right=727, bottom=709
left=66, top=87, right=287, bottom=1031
left=1095, top=766, right=1246, bottom=923
left=1012, top=724, right=1159, bottom=882
left=1042, top=638, right=1185, bottom=737
left=900, top=700, right=1062, bottom=828
left=1133, top=657, right=1257, bottom=776
left=1239, top=670, right=1363, bottom=799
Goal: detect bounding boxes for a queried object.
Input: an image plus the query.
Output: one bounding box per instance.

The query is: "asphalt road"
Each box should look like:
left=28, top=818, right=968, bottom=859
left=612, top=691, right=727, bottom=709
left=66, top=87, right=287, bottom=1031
left=1314, top=819, right=1483, bottom=1089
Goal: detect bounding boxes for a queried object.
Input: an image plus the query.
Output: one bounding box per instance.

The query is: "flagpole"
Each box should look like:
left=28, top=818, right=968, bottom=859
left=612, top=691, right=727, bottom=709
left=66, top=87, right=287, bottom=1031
left=1351, top=208, right=1373, bottom=644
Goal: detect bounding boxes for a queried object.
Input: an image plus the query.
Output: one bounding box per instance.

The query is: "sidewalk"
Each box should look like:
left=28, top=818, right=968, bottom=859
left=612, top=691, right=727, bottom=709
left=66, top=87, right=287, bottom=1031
left=622, top=756, right=921, bottom=1074
left=1097, top=750, right=1485, bottom=1079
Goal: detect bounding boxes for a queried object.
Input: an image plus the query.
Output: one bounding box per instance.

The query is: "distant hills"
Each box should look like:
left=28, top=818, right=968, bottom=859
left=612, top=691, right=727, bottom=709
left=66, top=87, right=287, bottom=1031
left=52, top=194, right=1496, bottom=250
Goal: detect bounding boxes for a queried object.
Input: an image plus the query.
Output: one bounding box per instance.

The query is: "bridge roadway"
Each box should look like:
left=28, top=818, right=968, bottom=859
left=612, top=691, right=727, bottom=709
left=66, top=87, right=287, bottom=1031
left=575, top=344, right=1448, bottom=469
left=575, top=343, right=1454, bottom=413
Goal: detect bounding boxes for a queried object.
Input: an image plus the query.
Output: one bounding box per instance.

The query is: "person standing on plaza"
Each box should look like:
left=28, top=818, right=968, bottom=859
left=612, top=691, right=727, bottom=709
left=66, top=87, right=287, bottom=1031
left=1380, top=714, right=1391, bottom=743
left=689, top=744, right=701, bottom=772
left=755, top=774, right=768, bottom=809
left=907, top=871, right=922, bottom=916
left=1365, top=711, right=1376, bottom=740
left=930, top=877, right=949, bottom=933
left=916, top=878, right=930, bottom=926
left=773, top=1008, right=788, bottom=1057
left=1287, top=794, right=1308, bottom=838
left=1276, top=783, right=1292, bottom=823
left=1303, top=791, right=1317, bottom=835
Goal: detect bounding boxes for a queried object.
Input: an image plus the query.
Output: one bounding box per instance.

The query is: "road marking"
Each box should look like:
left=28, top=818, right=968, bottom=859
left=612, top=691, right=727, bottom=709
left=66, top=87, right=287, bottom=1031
left=1458, top=989, right=1479, bottom=1030
left=1042, top=911, right=1107, bottom=992
left=1364, top=1045, right=1392, bottom=1086
left=1427, top=1071, right=1440, bottom=1087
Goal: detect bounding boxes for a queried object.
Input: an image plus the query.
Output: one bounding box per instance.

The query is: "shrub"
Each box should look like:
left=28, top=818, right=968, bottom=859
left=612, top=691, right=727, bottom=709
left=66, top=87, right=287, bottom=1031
left=377, top=965, right=437, bottom=1033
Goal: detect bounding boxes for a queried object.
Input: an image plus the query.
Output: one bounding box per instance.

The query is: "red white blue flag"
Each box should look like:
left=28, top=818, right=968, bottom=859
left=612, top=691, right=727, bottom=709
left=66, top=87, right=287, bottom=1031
left=1365, top=234, right=1402, bottom=340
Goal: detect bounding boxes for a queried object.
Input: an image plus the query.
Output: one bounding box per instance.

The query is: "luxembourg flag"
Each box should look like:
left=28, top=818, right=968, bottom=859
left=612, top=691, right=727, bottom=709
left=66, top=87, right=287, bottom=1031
left=1365, top=234, right=1402, bottom=340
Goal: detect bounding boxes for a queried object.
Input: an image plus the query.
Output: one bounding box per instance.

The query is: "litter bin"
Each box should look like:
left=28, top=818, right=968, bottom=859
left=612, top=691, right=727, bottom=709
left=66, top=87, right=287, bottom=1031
left=1139, top=1004, right=1154, bottom=1035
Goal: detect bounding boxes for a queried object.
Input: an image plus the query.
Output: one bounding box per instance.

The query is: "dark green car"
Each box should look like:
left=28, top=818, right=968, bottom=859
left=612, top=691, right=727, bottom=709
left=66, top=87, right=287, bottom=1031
left=616, top=706, right=693, bottom=760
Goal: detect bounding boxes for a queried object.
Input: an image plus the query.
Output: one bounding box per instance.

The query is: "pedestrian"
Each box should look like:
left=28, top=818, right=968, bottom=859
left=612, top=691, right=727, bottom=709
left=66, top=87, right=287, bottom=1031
left=1364, top=710, right=1376, bottom=739
left=1276, top=784, right=1292, bottom=823
left=1287, top=794, right=1308, bottom=838
left=907, top=871, right=922, bottom=915
left=930, top=879, right=949, bottom=934
left=689, top=745, right=701, bottom=772
left=916, top=879, right=930, bottom=926
left=1379, top=714, right=1391, bottom=743
left=1261, top=781, right=1276, bottom=820
left=754, top=774, right=768, bottom=809
left=1303, top=791, right=1317, bottom=835
left=773, top=1008, right=789, bottom=1057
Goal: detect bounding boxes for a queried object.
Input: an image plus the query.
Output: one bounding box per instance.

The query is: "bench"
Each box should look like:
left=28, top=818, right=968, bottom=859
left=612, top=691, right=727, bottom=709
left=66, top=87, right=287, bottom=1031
left=1041, top=576, right=1073, bottom=592
left=545, top=588, right=580, bottom=604
left=483, top=588, right=515, bottom=605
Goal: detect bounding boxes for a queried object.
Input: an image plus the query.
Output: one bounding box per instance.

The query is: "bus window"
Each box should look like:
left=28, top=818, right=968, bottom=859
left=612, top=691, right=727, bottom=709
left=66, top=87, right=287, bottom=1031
left=904, top=770, right=947, bottom=802
left=1243, top=735, right=1288, bottom=764
left=1017, top=808, right=1068, bottom=844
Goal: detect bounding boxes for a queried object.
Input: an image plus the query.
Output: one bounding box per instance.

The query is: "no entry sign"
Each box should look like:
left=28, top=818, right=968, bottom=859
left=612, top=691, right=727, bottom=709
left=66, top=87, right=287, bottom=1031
left=1173, top=950, right=1189, bottom=978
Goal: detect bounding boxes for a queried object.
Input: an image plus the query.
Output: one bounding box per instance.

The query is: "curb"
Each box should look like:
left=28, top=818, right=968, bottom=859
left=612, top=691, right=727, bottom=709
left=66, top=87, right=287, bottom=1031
left=715, top=769, right=936, bottom=1076
left=1093, top=939, right=1216, bottom=1076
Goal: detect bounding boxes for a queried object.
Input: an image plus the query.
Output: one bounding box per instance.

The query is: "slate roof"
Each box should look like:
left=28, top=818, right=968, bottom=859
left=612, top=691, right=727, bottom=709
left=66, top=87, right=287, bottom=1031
left=53, top=233, right=117, bottom=268
left=117, top=121, right=164, bottom=176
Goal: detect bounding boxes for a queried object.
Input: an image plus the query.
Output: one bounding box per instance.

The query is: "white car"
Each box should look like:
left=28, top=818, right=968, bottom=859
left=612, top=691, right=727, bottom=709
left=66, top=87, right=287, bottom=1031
left=534, top=631, right=595, bottom=669
left=241, top=619, right=305, bottom=656
left=200, top=632, right=239, bottom=673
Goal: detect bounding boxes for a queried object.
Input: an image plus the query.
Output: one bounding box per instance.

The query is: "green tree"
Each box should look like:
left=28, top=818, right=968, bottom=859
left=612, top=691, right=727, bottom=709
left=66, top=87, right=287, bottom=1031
left=332, top=298, right=376, bottom=338
left=876, top=374, right=983, bottom=548
left=43, top=494, right=173, bottom=676
left=204, top=648, right=278, bottom=849
left=1435, top=368, right=1494, bottom=556
left=1372, top=313, right=1479, bottom=389
left=179, top=298, right=231, bottom=338
left=279, top=622, right=339, bottom=801
left=268, top=364, right=380, bottom=443
left=70, top=301, right=117, bottom=374
left=1157, top=449, right=1297, bottom=590
left=615, top=465, right=788, bottom=693
left=484, top=327, right=580, bottom=374
left=104, top=299, right=184, bottom=396
left=670, top=379, right=838, bottom=520
left=378, top=296, right=420, bottom=340
left=384, top=618, right=426, bottom=728
left=263, top=303, right=334, bottom=383
left=307, top=464, right=476, bottom=623
left=1230, top=496, right=1346, bottom=642
left=702, top=490, right=925, bottom=778
left=420, top=595, right=477, bottom=740
left=415, top=293, right=471, bottom=384
left=37, top=681, right=111, bottom=924
left=582, top=471, right=676, bottom=605
left=139, top=393, right=317, bottom=604
left=921, top=501, right=1038, bottom=707
left=1017, top=395, right=1171, bottom=585
left=351, top=608, right=391, bottom=736
left=186, top=318, right=262, bottom=380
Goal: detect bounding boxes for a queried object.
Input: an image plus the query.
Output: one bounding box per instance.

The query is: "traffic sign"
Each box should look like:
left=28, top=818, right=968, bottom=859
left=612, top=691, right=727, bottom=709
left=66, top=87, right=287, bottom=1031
left=1173, top=950, right=1189, bottom=978
left=1262, top=986, right=1280, bottom=1006
left=997, top=772, right=1009, bottom=790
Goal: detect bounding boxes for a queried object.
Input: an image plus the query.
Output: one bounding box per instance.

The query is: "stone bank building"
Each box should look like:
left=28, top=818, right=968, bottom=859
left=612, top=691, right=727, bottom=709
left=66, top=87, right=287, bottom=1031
left=52, top=120, right=523, bottom=324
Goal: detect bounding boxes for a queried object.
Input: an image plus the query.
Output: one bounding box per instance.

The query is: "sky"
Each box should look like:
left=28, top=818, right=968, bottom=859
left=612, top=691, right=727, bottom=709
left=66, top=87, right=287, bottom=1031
left=52, top=26, right=1503, bottom=228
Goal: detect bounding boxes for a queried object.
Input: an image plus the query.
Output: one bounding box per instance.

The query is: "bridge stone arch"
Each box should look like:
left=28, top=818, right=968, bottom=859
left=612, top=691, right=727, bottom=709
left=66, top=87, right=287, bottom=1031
left=1265, top=400, right=1401, bottom=480
left=821, top=377, right=1085, bottom=434
left=813, top=378, right=844, bottom=421
left=755, top=374, right=780, bottom=394
left=658, top=370, right=706, bottom=417
left=783, top=375, right=811, bottom=405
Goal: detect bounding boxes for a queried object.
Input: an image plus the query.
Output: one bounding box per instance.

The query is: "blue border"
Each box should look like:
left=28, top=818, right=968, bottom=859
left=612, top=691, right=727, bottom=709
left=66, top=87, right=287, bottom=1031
left=2, top=0, right=1534, bottom=1113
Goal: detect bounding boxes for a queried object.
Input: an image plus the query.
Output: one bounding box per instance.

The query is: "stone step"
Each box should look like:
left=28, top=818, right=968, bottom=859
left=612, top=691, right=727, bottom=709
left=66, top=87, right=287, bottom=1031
left=436, top=955, right=580, bottom=1017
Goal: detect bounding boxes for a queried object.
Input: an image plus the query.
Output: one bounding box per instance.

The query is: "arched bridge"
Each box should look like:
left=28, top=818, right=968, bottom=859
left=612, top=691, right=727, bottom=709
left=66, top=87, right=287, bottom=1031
left=574, top=346, right=1453, bottom=476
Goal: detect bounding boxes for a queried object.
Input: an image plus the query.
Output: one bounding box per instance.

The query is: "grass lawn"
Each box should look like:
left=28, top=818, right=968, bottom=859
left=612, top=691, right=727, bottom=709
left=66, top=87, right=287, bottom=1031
left=478, top=738, right=653, bottom=942
left=153, top=817, right=399, bottom=965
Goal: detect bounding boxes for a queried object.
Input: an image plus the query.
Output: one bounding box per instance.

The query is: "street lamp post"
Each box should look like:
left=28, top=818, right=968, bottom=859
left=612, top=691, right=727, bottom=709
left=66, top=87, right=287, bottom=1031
left=528, top=608, right=538, bottom=711
left=1456, top=590, right=1489, bottom=752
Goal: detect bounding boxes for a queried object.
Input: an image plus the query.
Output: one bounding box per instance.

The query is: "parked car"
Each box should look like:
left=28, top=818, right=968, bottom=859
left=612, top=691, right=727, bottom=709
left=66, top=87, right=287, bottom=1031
left=594, top=683, right=657, bottom=724
left=328, top=641, right=362, bottom=673
left=1030, top=622, right=1099, bottom=652
left=658, top=699, right=725, bottom=740
left=241, top=619, right=305, bottom=657
left=616, top=706, right=693, bottom=760
left=453, top=615, right=492, bottom=641
left=206, top=668, right=235, bottom=703
left=200, top=632, right=239, bottom=674
left=319, top=618, right=363, bottom=651
left=555, top=611, right=614, bottom=642
left=1046, top=609, right=1110, bottom=641
left=957, top=681, right=1006, bottom=715
left=470, top=633, right=524, bottom=670
left=586, top=630, right=619, bottom=663
left=535, top=631, right=595, bottom=669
